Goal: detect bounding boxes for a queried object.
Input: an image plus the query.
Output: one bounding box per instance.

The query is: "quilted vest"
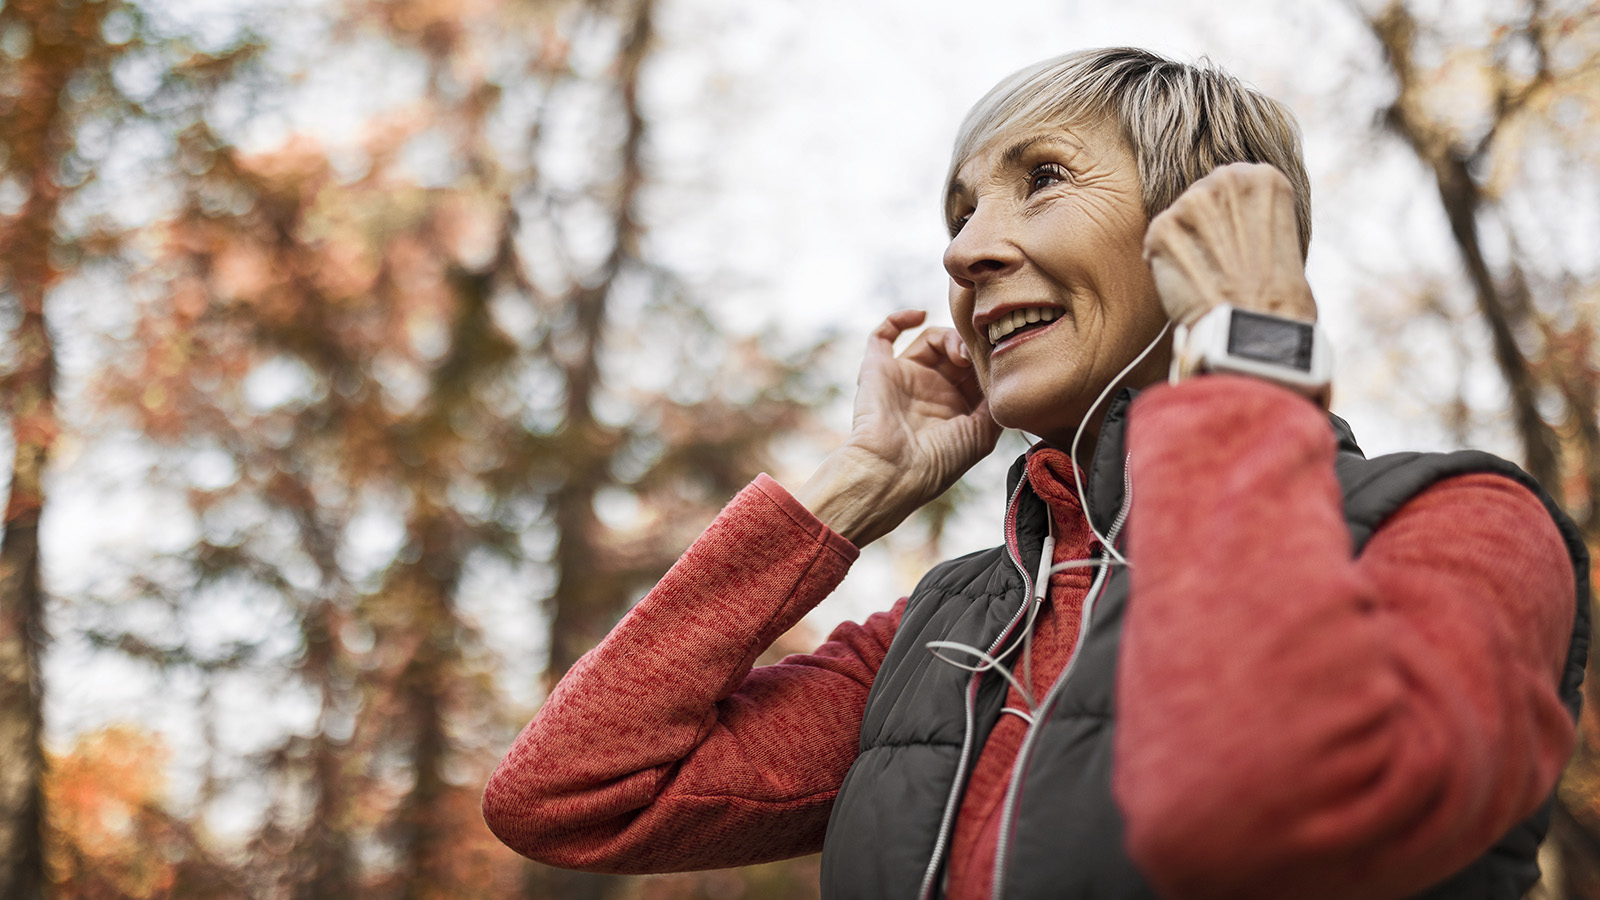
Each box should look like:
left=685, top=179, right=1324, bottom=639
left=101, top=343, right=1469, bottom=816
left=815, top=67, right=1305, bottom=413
left=820, top=390, right=1590, bottom=900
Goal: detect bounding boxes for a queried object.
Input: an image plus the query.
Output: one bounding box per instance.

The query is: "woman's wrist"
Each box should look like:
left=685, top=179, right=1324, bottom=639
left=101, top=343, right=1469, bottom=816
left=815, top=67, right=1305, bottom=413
left=792, top=448, right=919, bottom=548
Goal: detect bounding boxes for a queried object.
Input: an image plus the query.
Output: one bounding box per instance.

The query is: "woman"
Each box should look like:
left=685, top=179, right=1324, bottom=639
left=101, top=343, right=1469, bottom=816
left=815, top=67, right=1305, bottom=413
left=483, top=48, right=1589, bottom=900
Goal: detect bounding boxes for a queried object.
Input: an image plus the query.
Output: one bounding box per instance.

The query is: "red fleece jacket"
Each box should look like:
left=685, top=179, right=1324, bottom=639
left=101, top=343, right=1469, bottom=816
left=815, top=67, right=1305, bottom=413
left=482, top=377, right=1577, bottom=900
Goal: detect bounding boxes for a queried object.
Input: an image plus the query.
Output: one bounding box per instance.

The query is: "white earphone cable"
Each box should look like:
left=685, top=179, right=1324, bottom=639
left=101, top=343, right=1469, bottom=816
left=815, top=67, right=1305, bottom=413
left=925, top=320, right=1171, bottom=712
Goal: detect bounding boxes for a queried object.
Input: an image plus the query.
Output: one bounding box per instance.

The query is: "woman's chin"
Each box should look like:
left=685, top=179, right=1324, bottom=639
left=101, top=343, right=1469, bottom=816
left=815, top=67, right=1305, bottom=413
left=986, top=391, right=1089, bottom=446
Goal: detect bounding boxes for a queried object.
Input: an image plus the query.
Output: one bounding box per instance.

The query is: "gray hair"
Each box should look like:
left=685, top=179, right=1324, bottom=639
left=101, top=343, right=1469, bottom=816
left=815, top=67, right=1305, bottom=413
left=945, top=47, right=1312, bottom=258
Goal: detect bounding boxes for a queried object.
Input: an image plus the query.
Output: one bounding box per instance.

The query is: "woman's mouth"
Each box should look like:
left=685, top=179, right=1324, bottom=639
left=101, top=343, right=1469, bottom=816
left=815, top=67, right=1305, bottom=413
left=987, top=306, right=1064, bottom=349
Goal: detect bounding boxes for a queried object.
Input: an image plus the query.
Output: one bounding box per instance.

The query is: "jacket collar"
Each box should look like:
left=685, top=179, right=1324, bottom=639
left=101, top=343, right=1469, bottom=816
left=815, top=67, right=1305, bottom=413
left=1004, top=389, right=1368, bottom=537
left=1003, top=388, right=1138, bottom=538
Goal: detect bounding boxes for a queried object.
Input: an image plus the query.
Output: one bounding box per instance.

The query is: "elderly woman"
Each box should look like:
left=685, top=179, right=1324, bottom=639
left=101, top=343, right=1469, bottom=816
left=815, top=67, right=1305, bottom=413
left=483, top=48, right=1588, bottom=900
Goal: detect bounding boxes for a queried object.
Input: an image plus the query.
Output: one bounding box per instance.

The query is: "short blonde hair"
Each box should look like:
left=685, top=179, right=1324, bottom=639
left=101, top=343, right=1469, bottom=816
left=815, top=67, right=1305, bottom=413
left=946, top=47, right=1312, bottom=258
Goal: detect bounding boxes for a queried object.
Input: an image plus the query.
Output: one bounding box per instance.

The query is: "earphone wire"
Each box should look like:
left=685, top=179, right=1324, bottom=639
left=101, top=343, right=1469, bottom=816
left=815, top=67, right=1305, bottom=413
left=1068, top=320, right=1171, bottom=566
left=925, top=319, right=1172, bottom=715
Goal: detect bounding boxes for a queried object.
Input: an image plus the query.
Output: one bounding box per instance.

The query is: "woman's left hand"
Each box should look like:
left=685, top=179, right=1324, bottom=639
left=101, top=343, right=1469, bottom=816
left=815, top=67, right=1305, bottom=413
left=1142, top=162, right=1316, bottom=326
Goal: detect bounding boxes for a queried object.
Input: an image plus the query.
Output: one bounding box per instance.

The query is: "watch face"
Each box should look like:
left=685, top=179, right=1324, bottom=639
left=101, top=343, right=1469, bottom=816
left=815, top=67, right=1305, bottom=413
left=1227, top=309, right=1314, bottom=372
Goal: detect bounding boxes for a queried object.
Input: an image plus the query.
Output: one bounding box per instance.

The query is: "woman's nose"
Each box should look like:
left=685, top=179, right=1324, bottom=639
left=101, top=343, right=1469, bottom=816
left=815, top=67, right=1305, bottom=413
left=942, top=206, right=1022, bottom=288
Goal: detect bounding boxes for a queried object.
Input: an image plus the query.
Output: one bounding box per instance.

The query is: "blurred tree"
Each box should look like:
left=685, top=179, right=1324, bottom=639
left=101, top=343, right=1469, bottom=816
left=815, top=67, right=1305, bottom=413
left=1355, top=1, right=1600, bottom=896
left=1362, top=0, right=1599, bottom=522
left=84, top=0, right=832, bottom=897
left=0, top=1, right=256, bottom=897
left=0, top=2, right=104, bottom=895
left=45, top=724, right=242, bottom=900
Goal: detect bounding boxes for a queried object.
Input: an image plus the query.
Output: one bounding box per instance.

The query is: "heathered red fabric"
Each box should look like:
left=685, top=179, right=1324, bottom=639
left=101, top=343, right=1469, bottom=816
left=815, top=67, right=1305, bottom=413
left=482, top=474, right=893, bottom=871
left=1118, top=377, right=1576, bottom=900
left=483, top=377, right=1577, bottom=899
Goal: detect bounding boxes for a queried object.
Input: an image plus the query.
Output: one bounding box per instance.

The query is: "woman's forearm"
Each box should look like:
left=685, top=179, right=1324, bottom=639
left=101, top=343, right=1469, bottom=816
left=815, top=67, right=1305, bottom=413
left=482, top=475, right=900, bottom=873
left=1116, top=376, right=1575, bottom=900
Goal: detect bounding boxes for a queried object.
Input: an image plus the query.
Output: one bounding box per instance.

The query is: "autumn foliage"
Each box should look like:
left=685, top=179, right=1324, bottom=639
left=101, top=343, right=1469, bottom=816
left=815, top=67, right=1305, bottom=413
left=8, top=0, right=830, bottom=897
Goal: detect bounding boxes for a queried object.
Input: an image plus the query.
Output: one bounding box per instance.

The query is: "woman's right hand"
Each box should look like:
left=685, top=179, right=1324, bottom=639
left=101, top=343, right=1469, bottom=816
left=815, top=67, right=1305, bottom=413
left=794, top=310, right=1003, bottom=546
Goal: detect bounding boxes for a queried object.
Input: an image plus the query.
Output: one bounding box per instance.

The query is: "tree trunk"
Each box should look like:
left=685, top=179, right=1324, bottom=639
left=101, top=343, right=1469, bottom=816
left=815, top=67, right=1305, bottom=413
left=0, top=416, right=49, bottom=900
left=543, top=0, right=656, bottom=686
left=1370, top=2, right=1563, bottom=496
left=0, top=0, right=97, bottom=894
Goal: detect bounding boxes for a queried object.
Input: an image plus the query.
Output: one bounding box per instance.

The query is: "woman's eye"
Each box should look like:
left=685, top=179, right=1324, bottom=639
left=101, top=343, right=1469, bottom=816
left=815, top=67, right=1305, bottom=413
left=1028, top=164, right=1068, bottom=194
left=948, top=213, right=971, bottom=236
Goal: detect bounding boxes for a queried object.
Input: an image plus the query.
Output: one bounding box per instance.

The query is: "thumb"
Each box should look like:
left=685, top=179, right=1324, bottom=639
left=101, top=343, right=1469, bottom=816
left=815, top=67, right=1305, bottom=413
left=1148, top=253, right=1209, bottom=327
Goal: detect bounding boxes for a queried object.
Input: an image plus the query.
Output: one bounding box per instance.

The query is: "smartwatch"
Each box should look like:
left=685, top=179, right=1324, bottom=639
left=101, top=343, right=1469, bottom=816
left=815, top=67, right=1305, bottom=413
left=1171, top=304, right=1331, bottom=402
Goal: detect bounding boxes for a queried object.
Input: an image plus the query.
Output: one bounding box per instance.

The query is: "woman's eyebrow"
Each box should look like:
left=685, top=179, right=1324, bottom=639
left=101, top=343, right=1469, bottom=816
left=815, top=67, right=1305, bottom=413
left=1000, top=134, right=1078, bottom=168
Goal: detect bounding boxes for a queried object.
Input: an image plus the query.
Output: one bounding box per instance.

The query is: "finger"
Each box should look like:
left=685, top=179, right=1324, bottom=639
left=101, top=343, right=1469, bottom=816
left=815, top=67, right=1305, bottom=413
left=947, top=396, right=1002, bottom=455
left=1142, top=207, right=1192, bottom=264
left=943, top=328, right=973, bottom=365
left=865, top=309, right=928, bottom=358
left=909, top=326, right=973, bottom=367
left=954, top=362, right=985, bottom=408
left=920, top=334, right=987, bottom=408
left=901, top=326, right=964, bottom=369
left=928, top=331, right=984, bottom=401
left=903, top=327, right=986, bottom=398
left=1148, top=253, right=1210, bottom=327
left=970, top=397, right=1003, bottom=444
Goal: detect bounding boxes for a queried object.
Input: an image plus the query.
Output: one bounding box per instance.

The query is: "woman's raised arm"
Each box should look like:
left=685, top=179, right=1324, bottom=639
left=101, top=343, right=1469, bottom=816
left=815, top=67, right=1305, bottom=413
left=1116, top=376, right=1575, bottom=900
left=482, top=474, right=902, bottom=871
left=484, top=311, right=995, bottom=871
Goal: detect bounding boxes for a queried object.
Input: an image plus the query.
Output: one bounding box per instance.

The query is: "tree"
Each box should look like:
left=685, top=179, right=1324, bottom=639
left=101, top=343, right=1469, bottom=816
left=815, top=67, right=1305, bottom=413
left=45, top=725, right=242, bottom=900
left=1354, top=2, right=1600, bottom=895
left=0, top=3, right=108, bottom=894
left=0, top=2, right=258, bottom=896
left=83, top=0, right=831, bottom=895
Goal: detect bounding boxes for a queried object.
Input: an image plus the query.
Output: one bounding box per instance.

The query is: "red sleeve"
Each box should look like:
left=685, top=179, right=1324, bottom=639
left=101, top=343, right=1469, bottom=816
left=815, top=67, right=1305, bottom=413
left=1115, top=376, right=1576, bottom=900
left=482, top=474, right=906, bottom=873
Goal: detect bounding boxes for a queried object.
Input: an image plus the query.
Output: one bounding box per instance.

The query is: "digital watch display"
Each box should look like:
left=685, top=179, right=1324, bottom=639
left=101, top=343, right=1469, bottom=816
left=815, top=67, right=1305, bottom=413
left=1171, top=304, right=1331, bottom=402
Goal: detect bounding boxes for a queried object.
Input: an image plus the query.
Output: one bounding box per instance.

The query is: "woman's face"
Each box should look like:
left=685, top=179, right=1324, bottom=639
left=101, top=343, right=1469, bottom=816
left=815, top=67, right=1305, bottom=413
left=944, top=116, right=1170, bottom=448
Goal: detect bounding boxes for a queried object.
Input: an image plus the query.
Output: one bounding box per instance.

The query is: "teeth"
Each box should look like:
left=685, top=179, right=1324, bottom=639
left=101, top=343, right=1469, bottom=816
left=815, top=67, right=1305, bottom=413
left=986, top=307, right=1061, bottom=345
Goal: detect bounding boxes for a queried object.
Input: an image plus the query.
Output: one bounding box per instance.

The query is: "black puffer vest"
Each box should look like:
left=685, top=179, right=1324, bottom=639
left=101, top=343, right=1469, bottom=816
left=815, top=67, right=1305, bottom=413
left=820, top=390, right=1590, bottom=900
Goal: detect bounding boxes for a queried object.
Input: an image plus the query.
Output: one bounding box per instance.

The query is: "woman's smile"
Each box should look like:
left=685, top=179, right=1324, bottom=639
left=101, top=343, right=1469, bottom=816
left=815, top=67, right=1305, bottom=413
left=985, top=305, right=1066, bottom=350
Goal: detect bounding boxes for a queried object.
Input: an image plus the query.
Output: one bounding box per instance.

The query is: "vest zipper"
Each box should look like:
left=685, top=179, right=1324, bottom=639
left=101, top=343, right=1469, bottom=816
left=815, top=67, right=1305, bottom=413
left=917, top=471, right=1040, bottom=900
left=989, top=452, right=1135, bottom=900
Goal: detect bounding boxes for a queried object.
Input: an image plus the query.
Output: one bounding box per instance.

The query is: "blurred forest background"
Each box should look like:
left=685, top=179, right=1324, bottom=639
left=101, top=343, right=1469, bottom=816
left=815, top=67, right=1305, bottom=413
left=0, top=0, right=1597, bottom=898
